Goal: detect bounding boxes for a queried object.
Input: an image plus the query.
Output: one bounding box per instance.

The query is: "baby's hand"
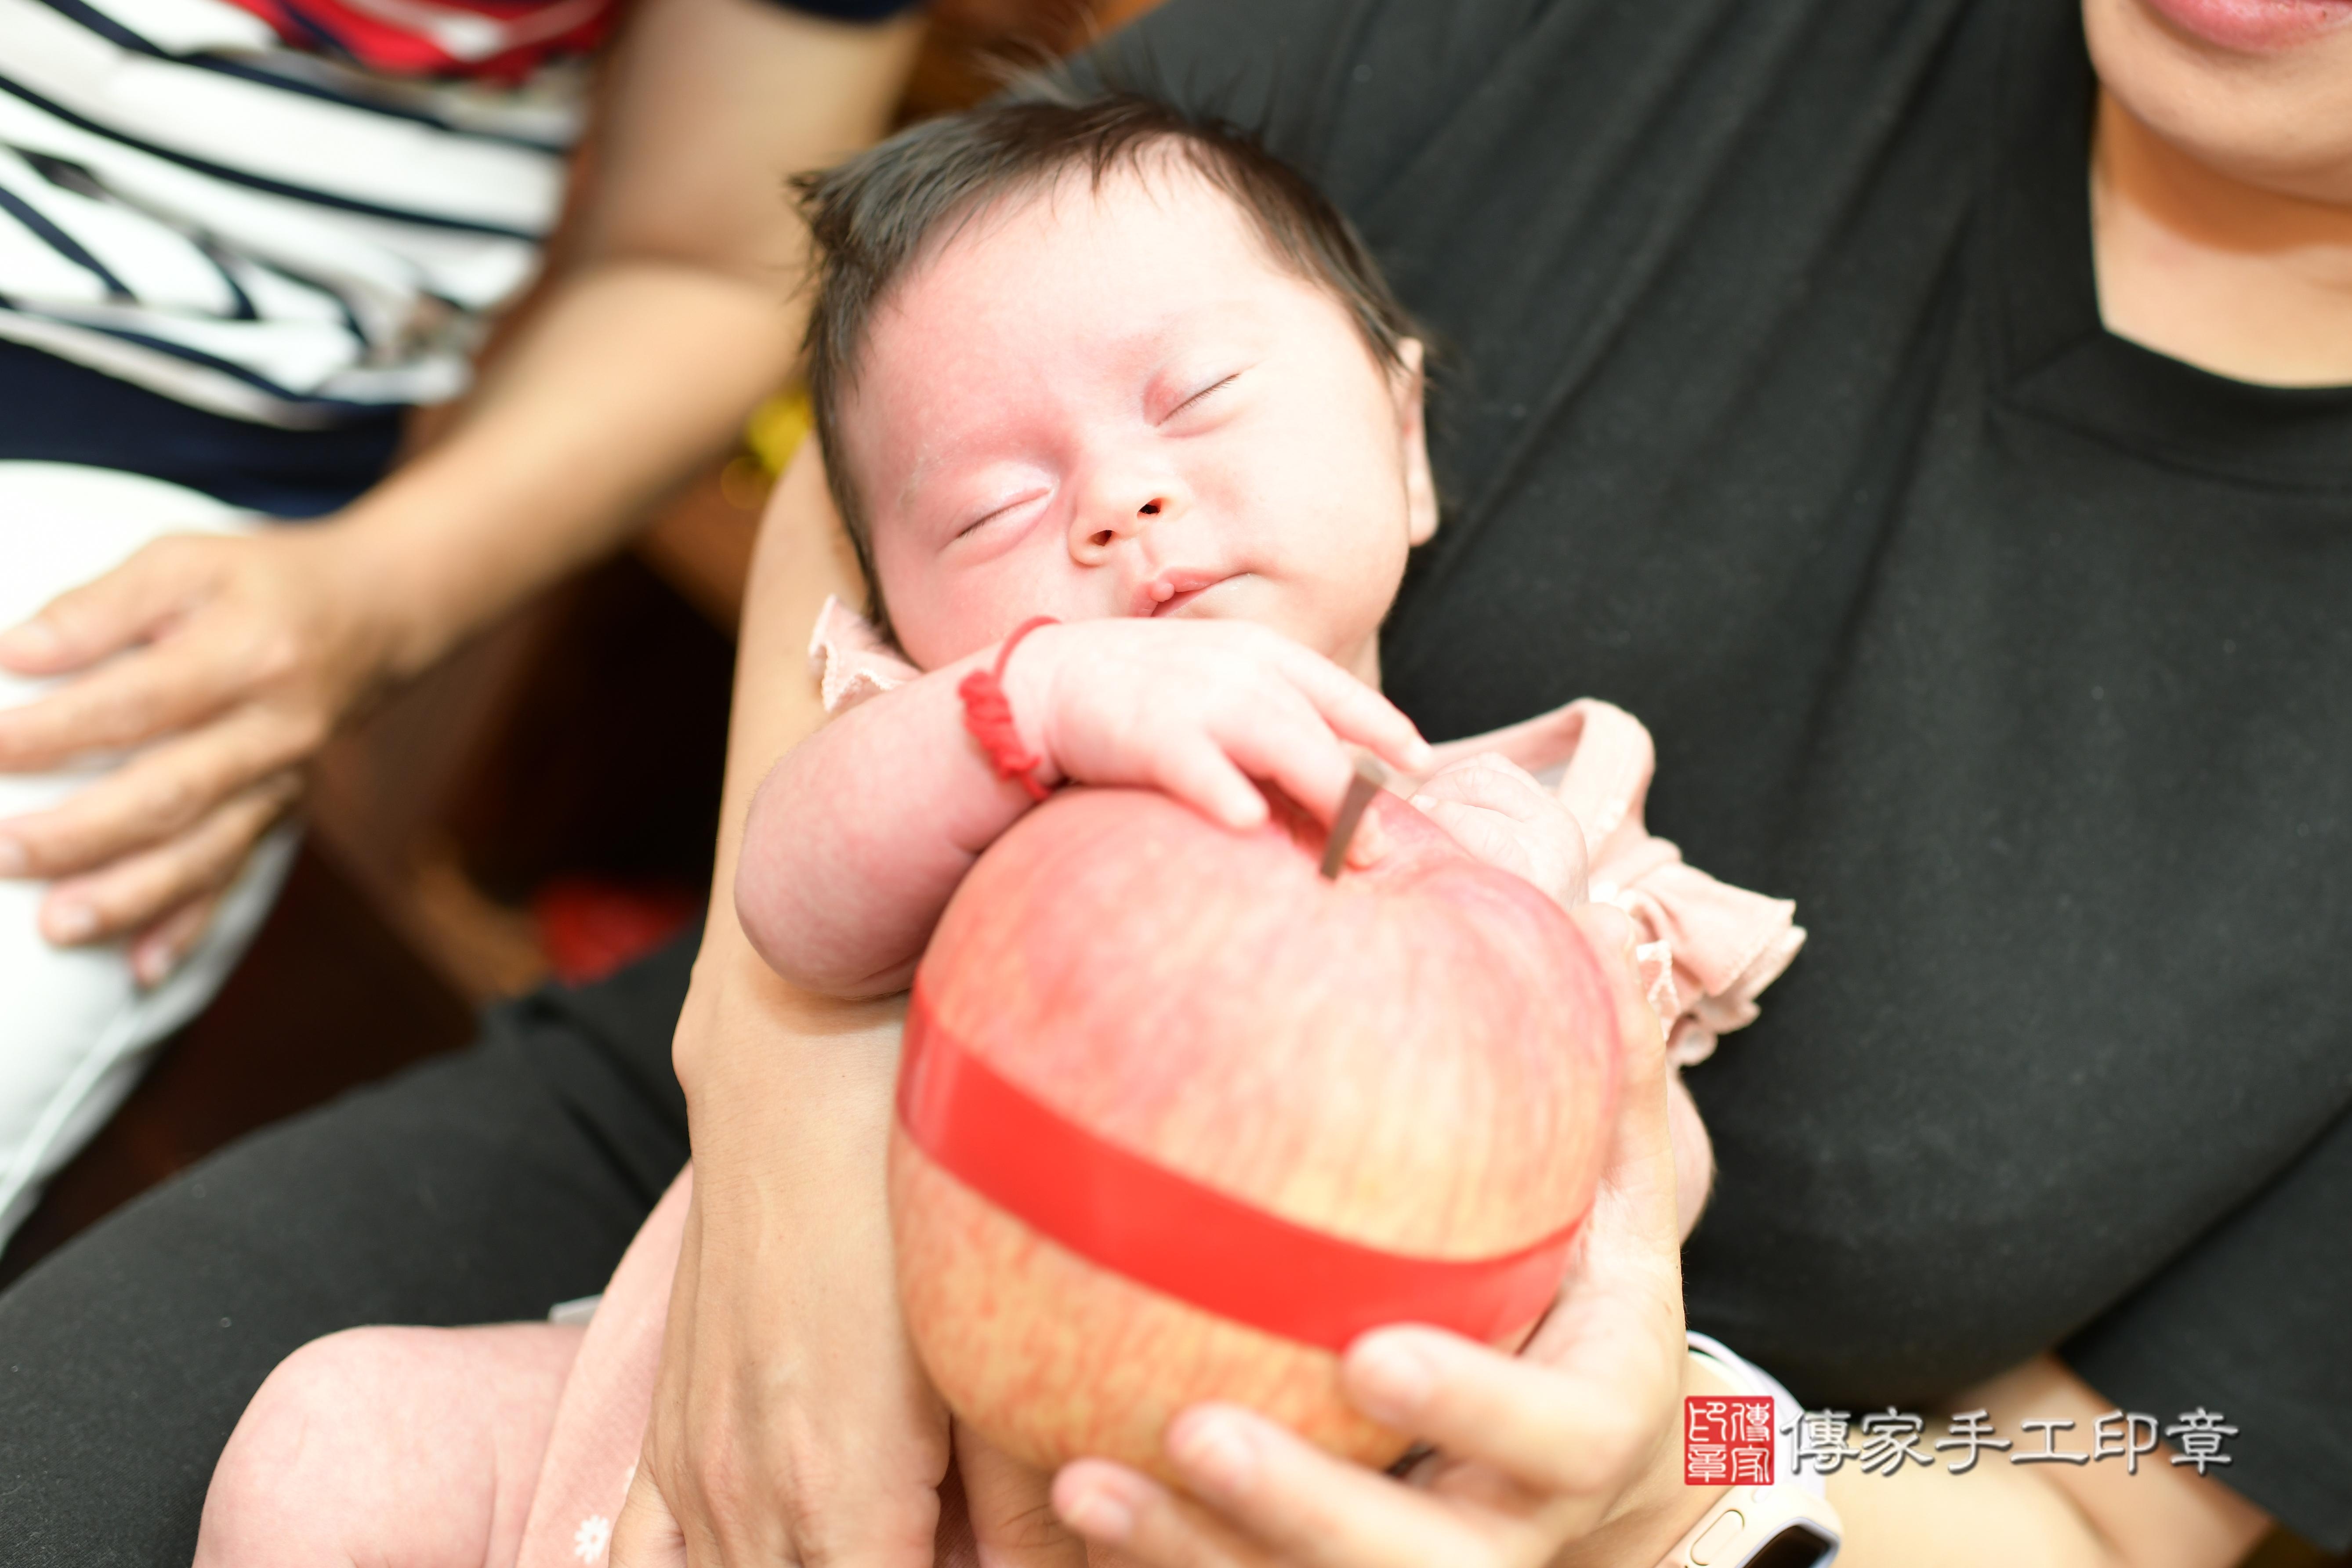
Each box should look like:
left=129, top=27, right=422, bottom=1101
left=1408, top=752, right=1589, bottom=908
left=1003, top=619, right=1432, bottom=827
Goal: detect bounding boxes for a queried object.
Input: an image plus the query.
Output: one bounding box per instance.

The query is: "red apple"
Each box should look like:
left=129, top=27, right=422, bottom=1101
left=890, top=783, right=1619, bottom=1481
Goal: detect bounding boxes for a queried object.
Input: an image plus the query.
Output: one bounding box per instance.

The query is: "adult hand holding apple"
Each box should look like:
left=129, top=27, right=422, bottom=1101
left=1045, top=901, right=1721, bottom=1568
left=893, top=774, right=1629, bottom=1481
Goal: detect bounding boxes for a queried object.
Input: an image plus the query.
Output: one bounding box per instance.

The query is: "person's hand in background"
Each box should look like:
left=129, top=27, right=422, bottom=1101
left=0, top=523, right=424, bottom=981
left=0, top=0, right=921, bottom=986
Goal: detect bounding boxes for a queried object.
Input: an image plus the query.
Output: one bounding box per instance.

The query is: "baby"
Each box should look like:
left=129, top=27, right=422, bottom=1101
left=195, top=93, right=1800, bottom=1568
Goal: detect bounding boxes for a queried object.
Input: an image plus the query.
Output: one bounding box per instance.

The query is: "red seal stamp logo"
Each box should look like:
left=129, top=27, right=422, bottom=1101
left=1685, top=1394, right=1776, bottom=1486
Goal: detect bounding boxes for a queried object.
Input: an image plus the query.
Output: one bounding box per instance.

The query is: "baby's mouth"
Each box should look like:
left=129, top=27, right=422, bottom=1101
left=1140, top=569, right=1234, bottom=617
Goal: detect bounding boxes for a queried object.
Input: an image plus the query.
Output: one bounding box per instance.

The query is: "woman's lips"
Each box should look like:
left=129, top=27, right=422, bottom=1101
left=2136, top=0, right=2352, bottom=51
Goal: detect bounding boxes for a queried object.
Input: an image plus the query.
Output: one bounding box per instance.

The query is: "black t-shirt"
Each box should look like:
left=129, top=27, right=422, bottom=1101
left=1080, top=0, right=2352, bottom=1544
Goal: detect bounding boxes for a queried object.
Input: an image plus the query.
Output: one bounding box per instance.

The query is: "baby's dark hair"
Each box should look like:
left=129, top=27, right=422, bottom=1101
left=790, top=88, right=1419, bottom=637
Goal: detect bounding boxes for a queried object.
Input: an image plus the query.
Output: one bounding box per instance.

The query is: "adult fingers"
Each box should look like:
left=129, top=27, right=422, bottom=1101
left=1163, top=1405, right=1513, bottom=1568
left=0, top=535, right=216, bottom=677
left=1343, top=1326, right=1670, bottom=1501
left=634, top=1130, right=956, bottom=1568
left=0, top=706, right=316, bottom=877
left=0, top=621, right=253, bottom=770
left=1054, top=1459, right=1268, bottom=1568
left=1296, top=914, right=1692, bottom=1559
left=957, top=1424, right=1091, bottom=1568
left=37, top=771, right=297, bottom=945
left=1058, top=1409, right=1503, bottom=1568
left=626, top=1198, right=726, bottom=1568
left=128, top=885, right=229, bottom=986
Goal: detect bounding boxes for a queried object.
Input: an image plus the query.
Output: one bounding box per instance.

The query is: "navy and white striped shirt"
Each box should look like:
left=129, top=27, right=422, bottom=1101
left=0, top=0, right=911, bottom=437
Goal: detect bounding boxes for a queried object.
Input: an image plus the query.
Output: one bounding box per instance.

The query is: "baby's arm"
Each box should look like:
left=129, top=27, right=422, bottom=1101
left=736, top=647, right=1055, bottom=999
left=737, top=617, right=1431, bottom=998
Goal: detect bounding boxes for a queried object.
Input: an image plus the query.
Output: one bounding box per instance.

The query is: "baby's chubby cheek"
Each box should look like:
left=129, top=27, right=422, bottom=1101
left=867, top=544, right=1081, bottom=673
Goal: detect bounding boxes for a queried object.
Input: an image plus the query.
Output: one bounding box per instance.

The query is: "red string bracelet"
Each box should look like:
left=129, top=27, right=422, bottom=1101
left=960, top=616, right=1059, bottom=801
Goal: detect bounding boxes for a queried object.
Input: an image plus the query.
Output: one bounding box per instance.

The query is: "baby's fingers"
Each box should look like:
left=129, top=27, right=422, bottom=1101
left=1262, top=643, right=1431, bottom=778
left=1410, top=753, right=1551, bottom=822
left=1411, top=754, right=1587, bottom=906
left=1151, top=736, right=1276, bottom=832
left=1411, top=796, right=1540, bottom=882
left=1206, top=697, right=1365, bottom=826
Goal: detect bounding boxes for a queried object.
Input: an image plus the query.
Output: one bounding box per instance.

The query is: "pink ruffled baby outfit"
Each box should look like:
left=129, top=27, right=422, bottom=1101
left=505, top=600, right=1804, bottom=1567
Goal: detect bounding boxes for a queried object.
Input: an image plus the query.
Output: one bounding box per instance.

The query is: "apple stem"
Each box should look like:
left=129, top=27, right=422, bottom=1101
left=1319, top=756, right=1389, bottom=879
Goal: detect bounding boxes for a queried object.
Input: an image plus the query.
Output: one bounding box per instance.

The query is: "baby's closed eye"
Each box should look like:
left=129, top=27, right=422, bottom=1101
left=1163, top=370, right=1240, bottom=420
left=950, top=483, right=1052, bottom=542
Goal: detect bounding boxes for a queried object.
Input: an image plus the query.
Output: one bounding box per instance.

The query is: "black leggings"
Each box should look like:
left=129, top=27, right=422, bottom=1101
left=0, top=934, right=696, bottom=1567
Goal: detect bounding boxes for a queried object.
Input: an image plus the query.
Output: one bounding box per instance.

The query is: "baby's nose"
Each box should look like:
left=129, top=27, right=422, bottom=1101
left=1083, top=495, right=1170, bottom=550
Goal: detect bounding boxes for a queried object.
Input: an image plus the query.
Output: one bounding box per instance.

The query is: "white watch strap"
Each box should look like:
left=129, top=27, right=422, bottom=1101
left=1685, top=1330, right=1824, bottom=1498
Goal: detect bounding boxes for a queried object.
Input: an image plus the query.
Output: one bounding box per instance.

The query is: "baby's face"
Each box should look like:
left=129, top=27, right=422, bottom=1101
left=836, top=156, right=1437, bottom=684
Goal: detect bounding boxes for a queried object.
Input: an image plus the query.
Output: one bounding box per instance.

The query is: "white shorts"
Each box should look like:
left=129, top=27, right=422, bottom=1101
left=0, top=463, right=297, bottom=1251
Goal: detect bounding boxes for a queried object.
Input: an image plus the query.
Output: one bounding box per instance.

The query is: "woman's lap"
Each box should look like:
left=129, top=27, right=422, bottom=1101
left=0, top=929, right=695, bottom=1567
left=0, top=465, right=295, bottom=1250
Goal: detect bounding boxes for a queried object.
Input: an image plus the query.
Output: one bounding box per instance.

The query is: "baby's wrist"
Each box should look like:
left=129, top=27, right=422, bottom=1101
left=989, top=621, right=1067, bottom=790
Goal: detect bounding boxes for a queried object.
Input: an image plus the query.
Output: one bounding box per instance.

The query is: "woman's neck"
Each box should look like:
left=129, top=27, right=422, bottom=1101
left=2091, top=89, right=2352, bottom=387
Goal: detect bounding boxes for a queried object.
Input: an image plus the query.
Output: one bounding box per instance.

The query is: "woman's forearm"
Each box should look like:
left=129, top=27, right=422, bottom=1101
left=337, top=0, right=924, bottom=683
left=629, top=437, right=958, bottom=1562
left=675, top=440, right=888, bottom=1094
left=1828, top=1438, right=2118, bottom=1568
left=337, top=260, right=805, bottom=682
left=1826, top=1355, right=2269, bottom=1568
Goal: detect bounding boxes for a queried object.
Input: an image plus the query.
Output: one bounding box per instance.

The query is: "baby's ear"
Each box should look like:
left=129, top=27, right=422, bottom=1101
left=1392, top=338, right=1439, bottom=547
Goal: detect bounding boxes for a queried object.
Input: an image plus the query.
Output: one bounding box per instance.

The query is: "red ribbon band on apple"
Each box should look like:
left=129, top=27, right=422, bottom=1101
left=898, top=987, right=1582, bottom=1352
